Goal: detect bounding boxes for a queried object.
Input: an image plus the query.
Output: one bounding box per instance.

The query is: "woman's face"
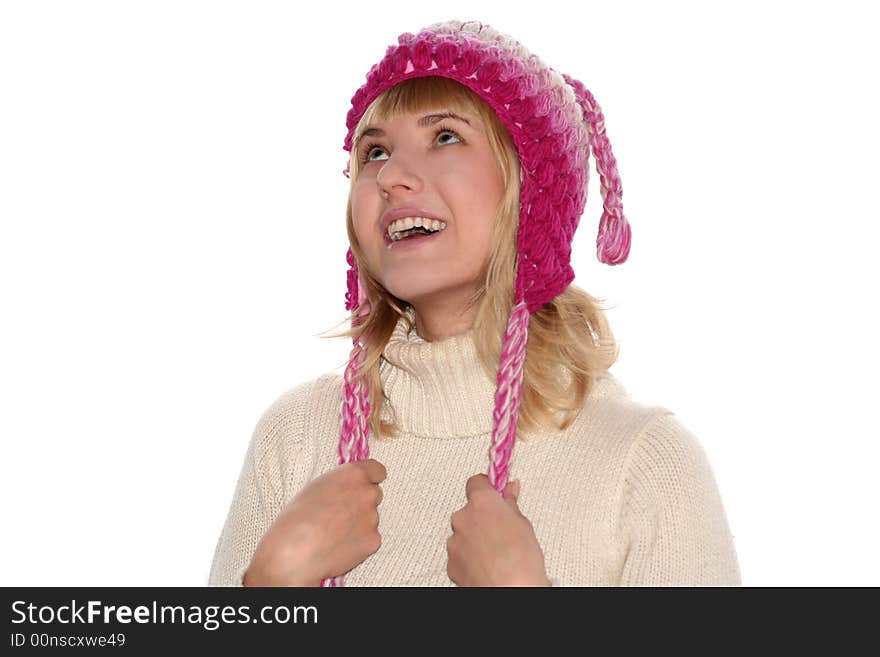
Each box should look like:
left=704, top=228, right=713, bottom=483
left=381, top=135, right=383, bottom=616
left=351, top=107, right=504, bottom=325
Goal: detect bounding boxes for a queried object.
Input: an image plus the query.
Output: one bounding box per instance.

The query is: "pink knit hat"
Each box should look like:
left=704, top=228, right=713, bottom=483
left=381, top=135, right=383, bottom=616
left=327, top=19, right=631, bottom=586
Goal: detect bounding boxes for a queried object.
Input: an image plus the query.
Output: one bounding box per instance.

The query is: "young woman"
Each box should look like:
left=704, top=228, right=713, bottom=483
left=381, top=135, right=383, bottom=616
left=208, top=19, right=741, bottom=587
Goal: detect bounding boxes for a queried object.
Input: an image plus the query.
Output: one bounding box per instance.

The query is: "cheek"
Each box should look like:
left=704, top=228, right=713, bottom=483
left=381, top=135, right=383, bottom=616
left=466, top=167, right=503, bottom=239
left=474, top=221, right=497, bottom=260
left=351, top=210, right=368, bottom=244
left=350, top=185, right=376, bottom=244
left=457, top=157, right=504, bottom=216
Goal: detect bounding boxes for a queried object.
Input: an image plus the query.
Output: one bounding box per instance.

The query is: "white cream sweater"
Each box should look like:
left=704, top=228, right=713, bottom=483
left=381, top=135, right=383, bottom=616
left=208, top=311, right=741, bottom=586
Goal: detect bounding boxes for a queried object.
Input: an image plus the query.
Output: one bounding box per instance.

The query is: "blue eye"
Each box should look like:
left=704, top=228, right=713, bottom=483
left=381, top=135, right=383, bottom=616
left=357, top=124, right=463, bottom=165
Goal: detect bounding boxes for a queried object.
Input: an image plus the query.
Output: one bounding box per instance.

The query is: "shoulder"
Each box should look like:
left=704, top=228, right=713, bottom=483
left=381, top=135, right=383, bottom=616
left=633, top=412, right=710, bottom=466
left=624, top=411, right=716, bottom=485
left=586, top=375, right=732, bottom=528
left=589, top=375, right=713, bottom=492
left=576, top=371, right=675, bottom=461
left=620, top=410, right=726, bottom=524
left=614, top=409, right=740, bottom=585
left=519, top=371, right=674, bottom=497
left=248, top=370, right=344, bottom=503
left=253, top=371, right=343, bottom=440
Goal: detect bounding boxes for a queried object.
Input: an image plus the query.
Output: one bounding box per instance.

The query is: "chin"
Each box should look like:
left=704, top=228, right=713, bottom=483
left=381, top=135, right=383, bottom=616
left=384, top=279, right=451, bottom=306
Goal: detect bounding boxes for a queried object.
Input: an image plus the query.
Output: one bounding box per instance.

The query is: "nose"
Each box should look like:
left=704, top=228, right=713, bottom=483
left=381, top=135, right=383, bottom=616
left=376, top=155, right=422, bottom=198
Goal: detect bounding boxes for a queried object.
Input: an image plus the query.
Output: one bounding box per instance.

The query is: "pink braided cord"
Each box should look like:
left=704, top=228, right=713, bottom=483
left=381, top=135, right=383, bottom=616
left=562, top=74, right=631, bottom=265
left=321, top=276, right=372, bottom=588
left=487, top=300, right=530, bottom=494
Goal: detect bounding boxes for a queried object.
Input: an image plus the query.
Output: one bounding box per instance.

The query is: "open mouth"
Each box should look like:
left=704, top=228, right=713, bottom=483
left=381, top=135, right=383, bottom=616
left=384, top=226, right=445, bottom=250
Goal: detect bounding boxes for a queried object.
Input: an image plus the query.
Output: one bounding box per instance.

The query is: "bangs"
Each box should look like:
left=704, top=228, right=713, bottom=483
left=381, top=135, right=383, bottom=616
left=350, top=77, right=494, bottom=175
left=359, top=76, right=483, bottom=128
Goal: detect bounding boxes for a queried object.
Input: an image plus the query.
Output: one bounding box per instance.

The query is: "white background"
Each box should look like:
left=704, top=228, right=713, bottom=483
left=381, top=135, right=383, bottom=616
left=1, top=1, right=877, bottom=586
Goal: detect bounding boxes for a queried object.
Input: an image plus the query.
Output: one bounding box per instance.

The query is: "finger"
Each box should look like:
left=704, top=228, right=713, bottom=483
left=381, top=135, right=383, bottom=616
left=362, top=458, right=388, bottom=483
left=465, top=473, right=489, bottom=500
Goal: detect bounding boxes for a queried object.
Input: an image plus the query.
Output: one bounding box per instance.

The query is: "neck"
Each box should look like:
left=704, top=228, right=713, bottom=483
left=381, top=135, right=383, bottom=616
left=408, top=293, right=480, bottom=342
left=378, top=306, right=497, bottom=437
left=376, top=306, right=624, bottom=439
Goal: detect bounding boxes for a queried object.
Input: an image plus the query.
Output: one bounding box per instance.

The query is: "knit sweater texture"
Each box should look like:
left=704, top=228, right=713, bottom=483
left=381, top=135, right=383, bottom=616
left=208, top=310, right=741, bottom=586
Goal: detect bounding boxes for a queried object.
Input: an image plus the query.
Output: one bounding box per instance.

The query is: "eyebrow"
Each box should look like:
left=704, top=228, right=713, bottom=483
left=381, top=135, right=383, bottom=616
left=354, top=112, right=472, bottom=149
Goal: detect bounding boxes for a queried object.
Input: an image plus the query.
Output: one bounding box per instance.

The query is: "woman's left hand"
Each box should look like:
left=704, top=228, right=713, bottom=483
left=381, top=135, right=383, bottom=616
left=446, top=474, right=551, bottom=587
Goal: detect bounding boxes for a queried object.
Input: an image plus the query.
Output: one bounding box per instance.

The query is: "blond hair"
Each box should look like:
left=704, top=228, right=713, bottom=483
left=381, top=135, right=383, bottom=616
left=321, top=76, right=619, bottom=440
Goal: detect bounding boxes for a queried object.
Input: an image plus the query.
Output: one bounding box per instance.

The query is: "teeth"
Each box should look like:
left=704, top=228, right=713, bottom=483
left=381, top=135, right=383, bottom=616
left=386, top=216, right=447, bottom=240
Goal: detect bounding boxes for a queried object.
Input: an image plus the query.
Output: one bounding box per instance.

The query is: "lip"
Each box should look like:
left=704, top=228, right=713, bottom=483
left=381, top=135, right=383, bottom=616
left=380, top=206, right=445, bottom=244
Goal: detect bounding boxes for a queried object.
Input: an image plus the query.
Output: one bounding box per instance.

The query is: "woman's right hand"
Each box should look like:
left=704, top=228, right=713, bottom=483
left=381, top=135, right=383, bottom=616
left=243, top=458, right=387, bottom=586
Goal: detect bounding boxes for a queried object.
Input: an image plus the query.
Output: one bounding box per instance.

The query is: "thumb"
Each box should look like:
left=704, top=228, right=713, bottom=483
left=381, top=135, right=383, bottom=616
left=504, top=479, right=521, bottom=503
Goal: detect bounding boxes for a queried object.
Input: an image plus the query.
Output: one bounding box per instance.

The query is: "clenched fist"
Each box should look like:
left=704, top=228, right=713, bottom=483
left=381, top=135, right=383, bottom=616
left=244, top=458, right=387, bottom=586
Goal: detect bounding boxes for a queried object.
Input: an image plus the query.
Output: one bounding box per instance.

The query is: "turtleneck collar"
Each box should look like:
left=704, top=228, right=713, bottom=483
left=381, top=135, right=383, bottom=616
left=378, top=306, right=498, bottom=438
left=376, top=306, right=627, bottom=439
